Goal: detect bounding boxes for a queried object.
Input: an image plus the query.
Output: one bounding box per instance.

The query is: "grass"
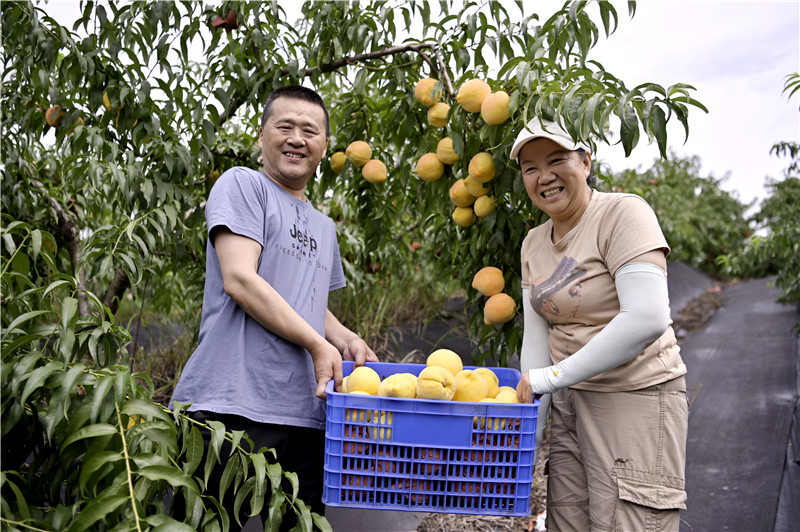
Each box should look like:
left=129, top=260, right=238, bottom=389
left=328, top=272, right=462, bottom=359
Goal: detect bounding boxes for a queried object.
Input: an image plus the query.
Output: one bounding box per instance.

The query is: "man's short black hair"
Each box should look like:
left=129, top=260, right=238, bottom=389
left=260, top=85, right=330, bottom=137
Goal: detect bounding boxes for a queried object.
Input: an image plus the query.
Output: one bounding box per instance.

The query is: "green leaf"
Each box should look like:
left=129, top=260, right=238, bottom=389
left=19, top=360, right=61, bottom=406
left=147, top=516, right=196, bottom=531
left=43, top=279, right=74, bottom=297
left=1, top=473, right=31, bottom=521
left=672, top=103, right=690, bottom=143
left=633, top=82, right=667, bottom=97
left=283, top=470, right=300, bottom=503
left=516, top=60, right=531, bottom=89
left=291, top=498, right=314, bottom=532
left=53, top=362, right=86, bottom=417
left=121, top=398, right=172, bottom=423
left=132, top=453, right=172, bottom=469
left=672, top=95, right=709, bottom=113
left=207, top=420, right=225, bottom=460
left=79, top=450, right=123, bottom=492
left=126, top=420, right=179, bottom=454
left=138, top=465, right=201, bottom=494
left=200, top=494, right=228, bottom=531
left=59, top=325, right=76, bottom=364
left=61, top=296, right=79, bottom=330
left=2, top=309, right=52, bottom=338
left=265, top=490, right=286, bottom=532
left=113, top=364, right=132, bottom=404
left=312, top=512, right=334, bottom=532
left=227, top=429, right=246, bottom=458
left=233, top=476, right=256, bottom=521
left=248, top=452, right=267, bottom=516
left=90, top=374, right=115, bottom=422
left=31, top=229, right=42, bottom=262
left=619, top=104, right=639, bottom=156
left=597, top=1, right=618, bottom=37
left=651, top=105, right=668, bottom=158
left=183, top=424, right=204, bottom=476
left=66, top=493, right=128, bottom=532
left=203, top=420, right=226, bottom=484
left=266, top=462, right=282, bottom=496
left=61, top=423, right=119, bottom=451
left=218, top=452, right=240, bottom=503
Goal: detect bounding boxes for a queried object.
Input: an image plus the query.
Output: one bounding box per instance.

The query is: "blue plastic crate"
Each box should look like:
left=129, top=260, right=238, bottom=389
left=323, top=361, right=539, bottom=516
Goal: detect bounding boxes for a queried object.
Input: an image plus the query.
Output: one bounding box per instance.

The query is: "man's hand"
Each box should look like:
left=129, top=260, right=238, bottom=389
left=309, top=341, right=344, bottom=400
left=343, top=337, right=379, bottom=367
left=517, top=370, right=536, bottom=404
left=325, top=310, right=379, bottom=369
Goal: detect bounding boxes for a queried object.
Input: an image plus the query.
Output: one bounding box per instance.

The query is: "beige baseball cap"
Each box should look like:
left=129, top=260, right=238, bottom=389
left=510, top=117, right=590, bottom=162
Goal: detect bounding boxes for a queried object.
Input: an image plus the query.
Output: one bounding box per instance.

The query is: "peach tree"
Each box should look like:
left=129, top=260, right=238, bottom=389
left=1, top=1, right=705, bottom=529
left=718, top=73, right=800, bottom=324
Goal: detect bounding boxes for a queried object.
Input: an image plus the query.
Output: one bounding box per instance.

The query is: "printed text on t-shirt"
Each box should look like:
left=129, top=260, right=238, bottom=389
left=290, top=223, right=317, bottom=253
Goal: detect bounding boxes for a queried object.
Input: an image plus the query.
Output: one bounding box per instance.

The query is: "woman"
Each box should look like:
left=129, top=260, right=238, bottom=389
left=513, top=117, right=688, bottom=531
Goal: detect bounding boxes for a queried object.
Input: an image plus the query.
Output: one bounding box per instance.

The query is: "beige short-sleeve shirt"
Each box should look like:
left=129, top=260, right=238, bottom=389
left=521, top=191, right=687, bottom=392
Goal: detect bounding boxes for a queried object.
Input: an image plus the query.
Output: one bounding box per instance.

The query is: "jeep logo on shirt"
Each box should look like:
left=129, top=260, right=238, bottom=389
left=290, top=223, right=318, bottom=253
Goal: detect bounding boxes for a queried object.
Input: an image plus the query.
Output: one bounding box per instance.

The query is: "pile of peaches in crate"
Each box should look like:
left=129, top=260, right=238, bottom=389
left=342, top=348, right=522, bottom=404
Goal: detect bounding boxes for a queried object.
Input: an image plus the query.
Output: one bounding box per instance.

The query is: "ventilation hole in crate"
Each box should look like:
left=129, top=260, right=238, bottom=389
left=446, top=463, right=458, bottom=477
left=376, top=458, right=389, bottom=473
left=342, top=472, right=374, bottom=501
left=370, top=410, right=394, bottom=442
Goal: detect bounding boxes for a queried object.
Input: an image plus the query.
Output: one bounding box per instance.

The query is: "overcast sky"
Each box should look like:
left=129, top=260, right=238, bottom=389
left=41, top=0, right=799, bottom=208
left=587, top=1, right=799, bottom=208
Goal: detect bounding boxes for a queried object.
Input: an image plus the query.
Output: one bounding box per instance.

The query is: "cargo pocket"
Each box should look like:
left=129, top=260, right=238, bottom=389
left=613, top=466, right=686, bottom=510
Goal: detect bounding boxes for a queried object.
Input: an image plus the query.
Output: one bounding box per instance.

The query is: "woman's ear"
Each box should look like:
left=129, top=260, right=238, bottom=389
left=582, top=151, right=592, bottom=176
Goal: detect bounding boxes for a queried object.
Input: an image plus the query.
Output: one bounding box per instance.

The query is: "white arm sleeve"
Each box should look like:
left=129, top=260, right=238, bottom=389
left=528, top=262, right=671, bottom=395
left=521, top=288, right=552, bottom=462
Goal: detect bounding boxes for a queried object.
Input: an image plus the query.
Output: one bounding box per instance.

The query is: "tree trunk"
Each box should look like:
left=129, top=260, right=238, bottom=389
left=103, top=268, right=131, bottom=316
left=33, top=179, right=90, bottom=316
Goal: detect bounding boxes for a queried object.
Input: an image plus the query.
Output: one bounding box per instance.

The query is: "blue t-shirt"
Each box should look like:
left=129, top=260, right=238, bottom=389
left=170, top=166, right=345, bottom=429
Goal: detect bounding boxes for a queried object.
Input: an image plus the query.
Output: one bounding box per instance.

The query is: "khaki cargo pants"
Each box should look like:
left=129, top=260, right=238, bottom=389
left=546, top=376, right=688, bottom=532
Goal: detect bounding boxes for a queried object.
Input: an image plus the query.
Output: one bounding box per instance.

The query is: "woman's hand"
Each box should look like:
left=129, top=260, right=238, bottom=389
left=516, top=371, right=536, bottom=403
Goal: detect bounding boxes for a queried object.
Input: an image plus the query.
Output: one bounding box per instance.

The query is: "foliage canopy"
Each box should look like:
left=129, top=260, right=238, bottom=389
left=606, top=152, right=752, bottom=275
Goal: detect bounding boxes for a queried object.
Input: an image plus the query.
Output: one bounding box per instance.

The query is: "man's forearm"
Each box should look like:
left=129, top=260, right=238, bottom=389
left=324, top=310, right=359, bottom=354
left=228, top=271, right=329, bottom=354
left=215, top=229, right=330, bottom=355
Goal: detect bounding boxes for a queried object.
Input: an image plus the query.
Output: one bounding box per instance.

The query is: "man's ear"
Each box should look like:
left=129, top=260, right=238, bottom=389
left=257, top=127, right=263, bottom=148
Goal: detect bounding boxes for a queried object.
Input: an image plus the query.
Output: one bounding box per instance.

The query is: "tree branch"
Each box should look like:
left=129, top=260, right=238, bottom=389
left=219, top=42, right=444, bottom=126
left=312, top=42, right=437, bottom=75
left=431, top=46, right=455, bottom=97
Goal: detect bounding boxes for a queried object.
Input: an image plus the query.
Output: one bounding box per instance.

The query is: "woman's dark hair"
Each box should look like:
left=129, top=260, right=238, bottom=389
left=260, top=85, right=330, bottom=137
left=576, top=148, right=597, bottom=189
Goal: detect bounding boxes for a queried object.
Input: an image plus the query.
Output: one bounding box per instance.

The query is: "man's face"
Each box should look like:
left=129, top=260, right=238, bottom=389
left=259, top=96, right=328, bottom=198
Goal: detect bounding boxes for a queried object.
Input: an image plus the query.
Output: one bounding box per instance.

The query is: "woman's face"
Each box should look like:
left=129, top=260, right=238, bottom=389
left=519, top=138, right=592, bottom=226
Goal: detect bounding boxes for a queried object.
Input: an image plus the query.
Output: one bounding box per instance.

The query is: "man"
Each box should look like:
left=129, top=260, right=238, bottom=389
left=170, top=85, right=378, bottom=530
